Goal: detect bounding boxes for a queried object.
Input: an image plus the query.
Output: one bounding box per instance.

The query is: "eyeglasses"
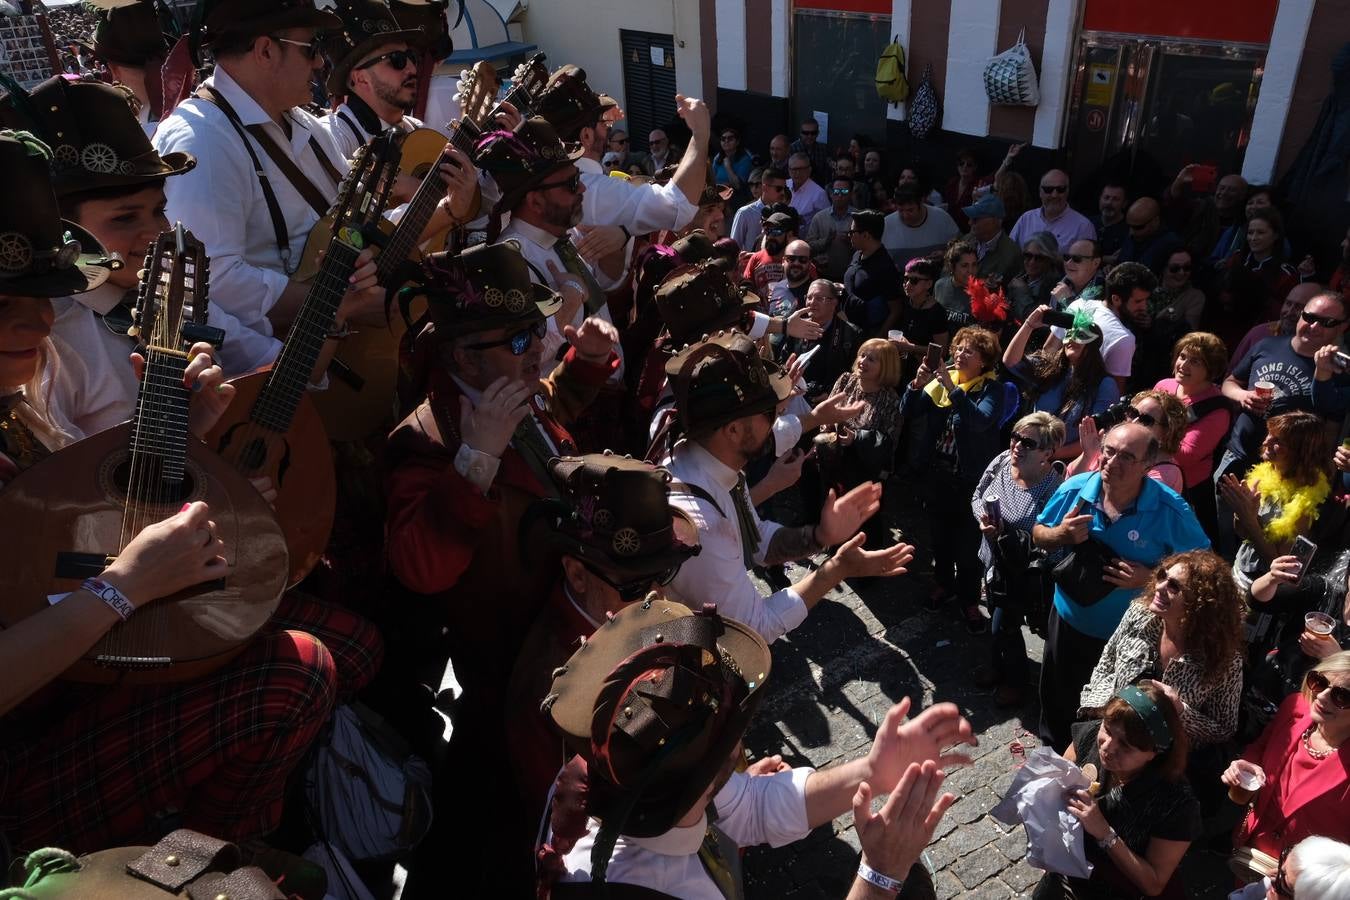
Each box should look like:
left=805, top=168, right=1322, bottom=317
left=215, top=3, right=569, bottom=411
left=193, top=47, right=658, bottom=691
left=1153, top=567, right=1186, bottom=595
left=1040, top=184, right=1068, bottom=194
left=801, top=129, right=819, bottom=136
left=1123, top=406, right=1157, bottom=428
left=831, top=188, right=852, bottom=195
left=1301, top=310, right=1347, bottom=328
left=1010, top=434, right=1044, bottom=452
left=1305, top=670, right=1350, bottom=709
left=1167, top=263, right=1192, bottom=273
left=271, top=34, right=321, bottom=60
left=356, top=49, right=415, bottom=71
left=534, top=172, right=582, bottom=194
left=784, top=254, right=810, bottom=263
left=463, top=320, right=547, bottom=355
left=1063, top=253, right=1096, bottom=263
left=1022, top=252, right=1048, bottom=262
left=582, top=559, right=679, bottom=604
left=1272, top=861, right=1294, bottom=899
left=1099, top=443, right=1140, bottom=465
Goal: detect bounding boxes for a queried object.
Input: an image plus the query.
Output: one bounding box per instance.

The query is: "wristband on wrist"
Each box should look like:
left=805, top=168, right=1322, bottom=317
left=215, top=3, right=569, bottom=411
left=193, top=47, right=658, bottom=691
left=774, top=315, right=787, bottom=334
left=82, top=577, right=135, bottom=621
left=857, top=861, right=904, bottom=893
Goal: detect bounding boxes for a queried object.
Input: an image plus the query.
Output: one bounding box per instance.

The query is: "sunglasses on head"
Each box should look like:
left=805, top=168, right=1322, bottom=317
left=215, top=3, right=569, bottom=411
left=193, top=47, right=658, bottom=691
left=1063, top=253, right=1095, bottom=263
left=463, top=319, right=547, bottom=355
left=1167, top=263, right=1192, bottom=273
left=1153, top=567, right=1186, bottom=594
left=1305, top=670, right=1350, bottom=709
left=1040, top=184, right=1068, bottom=194
left=1124, top=405, right=1157, bottom=428
left=357, top=49, right=415, bottom=71
left=1301, top=310, right=1347, bottom=328
left=1010, top=434, right=1044, bottom=452
left=535, top=172, right=582, bottom=194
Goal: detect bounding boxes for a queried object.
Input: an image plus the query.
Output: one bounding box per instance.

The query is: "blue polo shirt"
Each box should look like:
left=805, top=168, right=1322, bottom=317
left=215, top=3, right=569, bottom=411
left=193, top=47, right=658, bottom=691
left=1037, top=472, right=1210, bottom=639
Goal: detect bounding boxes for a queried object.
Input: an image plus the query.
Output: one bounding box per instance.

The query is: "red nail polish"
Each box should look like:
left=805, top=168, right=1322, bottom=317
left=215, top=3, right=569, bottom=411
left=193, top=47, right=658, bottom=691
left=180, top=502, right=192, bottom=512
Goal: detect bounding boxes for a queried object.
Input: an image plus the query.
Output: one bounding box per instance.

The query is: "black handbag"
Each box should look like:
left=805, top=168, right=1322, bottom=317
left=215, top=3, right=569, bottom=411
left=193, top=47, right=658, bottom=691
left=1050, top=537, right=1118, bottom=607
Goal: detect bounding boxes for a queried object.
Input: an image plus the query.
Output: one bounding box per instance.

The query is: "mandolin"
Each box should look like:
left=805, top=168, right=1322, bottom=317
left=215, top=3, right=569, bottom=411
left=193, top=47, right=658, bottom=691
left=204, top=134, right=403, bottom=584
left=0, top=226, right=289, bottom=684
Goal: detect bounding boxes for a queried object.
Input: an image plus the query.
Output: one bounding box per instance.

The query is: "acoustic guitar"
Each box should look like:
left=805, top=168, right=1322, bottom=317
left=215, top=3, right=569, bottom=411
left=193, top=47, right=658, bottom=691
left=204, top=134, right=404, bottom=585
left=0, top=226, right=289, bottom=684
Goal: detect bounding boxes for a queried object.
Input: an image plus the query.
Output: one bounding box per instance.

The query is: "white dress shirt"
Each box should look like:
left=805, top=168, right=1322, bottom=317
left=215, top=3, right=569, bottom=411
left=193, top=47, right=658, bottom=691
left=788, top=178, right=829, bottom=226
left=558, top=766, right=813, bottom=899
left=45, top=285, right=139, bottom=440
left=320, top=100, right=422, bottom=162
left=662, top=440, right=809, bottom=641
left=497, top=218, right=624, bottom=381
left=154, top=66, right=348, bottom=374
left=575, top=156, right=697, bottom=234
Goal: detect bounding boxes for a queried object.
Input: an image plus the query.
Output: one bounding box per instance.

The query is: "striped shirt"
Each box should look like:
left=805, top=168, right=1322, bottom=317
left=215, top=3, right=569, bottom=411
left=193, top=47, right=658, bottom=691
left=970, top=450, right=1065, bottom=567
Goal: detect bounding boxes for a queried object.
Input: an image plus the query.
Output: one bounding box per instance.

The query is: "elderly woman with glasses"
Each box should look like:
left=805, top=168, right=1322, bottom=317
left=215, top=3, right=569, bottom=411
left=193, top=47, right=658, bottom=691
left=1262, top=836, right=1350, bottom=900
left=1009, top=231, right=1064, bottom=319
left=970, top=411, right=1067, bottom=705
left=1222, top=651, right=1350, bottom=863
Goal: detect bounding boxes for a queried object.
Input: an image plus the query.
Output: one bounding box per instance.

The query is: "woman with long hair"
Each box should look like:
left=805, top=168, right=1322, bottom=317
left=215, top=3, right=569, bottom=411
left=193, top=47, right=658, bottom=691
left=1220, top=410, right=1334, bottom=591
left=1004, top=305, right=1119, bottom=460
left=1034, top=681, right=1199, bottom=899
left=934, top=239, right=981, bottom=328
left=995, top=169, right=1031, bottom=233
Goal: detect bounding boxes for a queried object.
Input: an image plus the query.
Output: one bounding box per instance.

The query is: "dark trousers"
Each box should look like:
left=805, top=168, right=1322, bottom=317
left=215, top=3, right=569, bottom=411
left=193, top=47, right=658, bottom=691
left=990, top=603, right=1030, bottom=684
left=1038, top=604, right=1108, bottom=752
left=927, top=474, right=982, bottom=605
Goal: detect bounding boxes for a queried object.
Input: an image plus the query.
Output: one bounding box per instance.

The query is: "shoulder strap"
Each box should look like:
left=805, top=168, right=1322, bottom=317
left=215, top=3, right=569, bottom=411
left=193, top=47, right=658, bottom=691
left=195, top=86, right=296, bottom=274
left=1187, top=394, right=1232, bottom=422
left=669, top=480, right=726, bottom=519
left=336, top=109, right=365, bottom=146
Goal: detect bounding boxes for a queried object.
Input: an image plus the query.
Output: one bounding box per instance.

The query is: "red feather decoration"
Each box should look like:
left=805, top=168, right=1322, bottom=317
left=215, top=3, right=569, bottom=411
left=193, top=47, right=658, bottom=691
left=968, top=278, right=1009, bottom=323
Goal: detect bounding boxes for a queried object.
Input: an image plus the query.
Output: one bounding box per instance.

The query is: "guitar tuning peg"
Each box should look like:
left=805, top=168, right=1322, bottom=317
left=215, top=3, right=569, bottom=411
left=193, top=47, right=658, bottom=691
left=126, top=324, right=139, bottom=338
left=137, top=268, right=148, bottom=281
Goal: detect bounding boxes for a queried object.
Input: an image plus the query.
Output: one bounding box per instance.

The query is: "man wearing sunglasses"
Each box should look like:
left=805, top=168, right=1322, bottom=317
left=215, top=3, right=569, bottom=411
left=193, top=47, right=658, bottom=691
left=730, top=165, right=788, bottom=251
left=805, top=174, right=857, bottom=280
left=154, top=0, right=392, bottom=374
left=1117, top=197, right=1182, bottom=273
left=506, top=453, right=701, bottom=840
left=1010, top=168, right=1096, bottom=253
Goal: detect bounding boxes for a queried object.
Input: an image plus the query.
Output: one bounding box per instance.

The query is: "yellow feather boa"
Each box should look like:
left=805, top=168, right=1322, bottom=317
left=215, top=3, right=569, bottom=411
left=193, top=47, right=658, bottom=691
left=1244, top=461, right=1331, bottom=545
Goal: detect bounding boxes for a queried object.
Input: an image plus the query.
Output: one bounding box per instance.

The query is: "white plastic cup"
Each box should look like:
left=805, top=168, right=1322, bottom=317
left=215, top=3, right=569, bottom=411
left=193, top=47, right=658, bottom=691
left=887, top=329, right=904, bottom=343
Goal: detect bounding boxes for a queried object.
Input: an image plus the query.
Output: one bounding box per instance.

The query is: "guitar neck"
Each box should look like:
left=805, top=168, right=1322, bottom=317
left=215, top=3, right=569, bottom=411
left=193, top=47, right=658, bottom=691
left=377, top=120, right=483, bottom=285
left=128, top=348, right=192, bottom=485
left=500, top=83, right=534, bottom=118
left=252, top=239, right=361, bottom=431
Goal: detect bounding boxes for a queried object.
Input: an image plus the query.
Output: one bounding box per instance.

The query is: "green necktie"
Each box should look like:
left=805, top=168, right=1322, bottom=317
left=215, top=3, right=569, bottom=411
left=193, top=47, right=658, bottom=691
left=511, top=413, right=559, bottom=497
left=698, top=826, right=738, bottom=900
left=730, top=474, right=762, bottom=570
left=553, top=236, right=608, bottom=315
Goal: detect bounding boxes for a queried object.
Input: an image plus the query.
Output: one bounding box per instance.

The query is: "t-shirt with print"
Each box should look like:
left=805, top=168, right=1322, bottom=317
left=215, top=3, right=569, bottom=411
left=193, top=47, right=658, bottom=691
left=741, top=249, right=787, bottom=305
left=1226, top=336, right=1350, bottom=461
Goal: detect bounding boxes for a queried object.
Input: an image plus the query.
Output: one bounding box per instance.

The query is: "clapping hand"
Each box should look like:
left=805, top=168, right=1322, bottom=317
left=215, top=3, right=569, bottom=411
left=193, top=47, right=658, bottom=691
left=853, top=761, right=955, bottom=893
left=865, top=697, right=976, bottom=791
left=833, top=533, right=914, bottom=580
left=816, top=482, right=883, bottom=546
left=1218, top=474, right=1262, bottom=534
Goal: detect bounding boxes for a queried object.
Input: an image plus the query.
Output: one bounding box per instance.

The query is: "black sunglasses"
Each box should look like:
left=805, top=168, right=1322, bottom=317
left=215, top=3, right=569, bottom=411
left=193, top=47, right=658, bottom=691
left=463, top=320, right=547, bottom=355
left=535, top=172, right=582, bottom=194
left=902, top=274, right=930, bottom=284
left=1063, top=253, right=1096, bottom=263
left=1010, top=434, right=1044, bottom=452
left=356, top=49, right=415, bottom=71
left=582, top=559, right=679, bottom=604
left=764, top=228, right=786, bottom=237
left=1167, top=263, right=1192, bottom=273
left=1153, top=567, right=1186, bottom=594
left=1273, top=846, right=1295, bottom=899
left=1301, top=310, right=1347, bottom=328
left=1306, top=670, right=1350, bottom=709
left=1023, top=251, right=1048, bottom=262
left=1124, top=406, right=1157, bottom=428
left=1040, top=184, right=1068, bottom=194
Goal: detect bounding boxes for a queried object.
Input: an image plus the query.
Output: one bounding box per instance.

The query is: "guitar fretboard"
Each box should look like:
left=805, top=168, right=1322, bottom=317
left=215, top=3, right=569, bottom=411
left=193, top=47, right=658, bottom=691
left=128, top=348, right=192, bottom=485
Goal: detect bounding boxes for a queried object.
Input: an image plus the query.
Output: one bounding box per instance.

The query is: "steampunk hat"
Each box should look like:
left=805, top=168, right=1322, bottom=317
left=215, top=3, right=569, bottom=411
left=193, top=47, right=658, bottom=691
left=321, top=0, right=428, bottom=96
left=528, top=453, right=701, bottom=589
left=544, top=597, right=771, bottom=850
left=0, top=132, right=119, bottom=297
left=389, top=0, right=454, bottom=60
left=89, top=1, right=170, bottom=67
left=407, top=241, right=562, bottom=337
left=475, top=116, right=584, bottom=215
left=532, top=64, right=619, bottom=143
left=666, top=330, right=793, bottom=434
left=200, top=0, right=342, bottom=44
left=698, top=183, right=734, bottom=209
left=0, top=77, right=195, bottom=196
left=655, top=264, right=759, bottom=347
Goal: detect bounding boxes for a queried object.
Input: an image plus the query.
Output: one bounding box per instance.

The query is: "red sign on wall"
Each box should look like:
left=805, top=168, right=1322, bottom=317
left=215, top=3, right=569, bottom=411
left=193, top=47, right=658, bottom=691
left=1084, top=0, right=1277, bottom=45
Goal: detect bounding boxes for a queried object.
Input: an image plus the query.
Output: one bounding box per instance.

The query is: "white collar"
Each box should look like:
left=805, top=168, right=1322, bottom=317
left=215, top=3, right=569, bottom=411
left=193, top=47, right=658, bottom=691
left=563, top=584, right=603, bottom=630
left=73, top=283, right=127, bottom=317
left=507, top=218, right=565, bottom=250
left=623, top=815, right=707, bottom=856
left=684, top=440, right=741, bottom=492
left=576, top=157, right=604, bottom=175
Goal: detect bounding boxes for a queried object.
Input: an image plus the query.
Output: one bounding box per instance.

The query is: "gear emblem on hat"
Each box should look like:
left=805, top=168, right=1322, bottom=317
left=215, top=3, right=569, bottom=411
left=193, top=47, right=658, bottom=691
left=483, top=287, right=504, bottom=308
left=0, top=232, right=33, bottom=272
left=749, top=364, right=767, bottom=386
left=119, top=160, right=135, bottom=175
left=505, top=289, right=528, bottom=313
left=81, top=142, right=119, bottom=175
left=591, top=509, right=614, bottom=531
left=612, top=527, right=640, bottom=556
left=53, top=144, right=79, bottom=168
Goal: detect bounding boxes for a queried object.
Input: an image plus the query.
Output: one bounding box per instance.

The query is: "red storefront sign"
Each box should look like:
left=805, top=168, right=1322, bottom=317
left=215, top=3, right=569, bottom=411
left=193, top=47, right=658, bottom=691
left=1083, top=0, right=1278, bottom=45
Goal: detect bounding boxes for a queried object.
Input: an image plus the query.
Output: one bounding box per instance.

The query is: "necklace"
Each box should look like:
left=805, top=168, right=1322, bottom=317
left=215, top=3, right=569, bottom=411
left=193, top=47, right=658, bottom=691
left=1303, top=725, right=1339, bottom=760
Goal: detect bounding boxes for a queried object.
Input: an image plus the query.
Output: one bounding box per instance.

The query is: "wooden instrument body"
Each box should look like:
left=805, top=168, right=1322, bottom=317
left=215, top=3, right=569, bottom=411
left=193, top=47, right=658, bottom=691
left=203, top=369, right=336, bottom=586
left=0, top=425, right=289, bottom=684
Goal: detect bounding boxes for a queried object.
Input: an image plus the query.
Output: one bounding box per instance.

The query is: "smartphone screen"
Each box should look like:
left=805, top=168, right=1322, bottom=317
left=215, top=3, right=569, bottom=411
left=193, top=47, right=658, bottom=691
left=925, top=342, right=942, bottom=370
left=1291, top=535, right=1318, bottom=581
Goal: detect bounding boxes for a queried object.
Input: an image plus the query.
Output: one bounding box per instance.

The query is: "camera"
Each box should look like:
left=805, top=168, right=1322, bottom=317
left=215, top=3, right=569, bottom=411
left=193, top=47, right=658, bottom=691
left=1091, top=399, right=1133, bottom=432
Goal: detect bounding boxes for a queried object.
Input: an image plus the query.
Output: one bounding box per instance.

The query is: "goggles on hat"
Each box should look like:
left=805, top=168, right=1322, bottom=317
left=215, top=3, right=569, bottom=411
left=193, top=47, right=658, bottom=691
left=464, top=320, right=547, bottom=355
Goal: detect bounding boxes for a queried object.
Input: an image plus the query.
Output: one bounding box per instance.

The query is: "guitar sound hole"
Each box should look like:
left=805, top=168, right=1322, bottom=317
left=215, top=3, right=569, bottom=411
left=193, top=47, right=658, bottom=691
left=240, top=439, right=268, bottom=471
left=110, top=458, right=197, bottom=506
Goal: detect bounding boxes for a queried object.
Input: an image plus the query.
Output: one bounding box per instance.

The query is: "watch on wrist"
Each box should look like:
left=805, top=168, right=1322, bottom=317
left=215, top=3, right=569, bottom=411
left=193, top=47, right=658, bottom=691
left=1098, top=827, right=1120, bottom=851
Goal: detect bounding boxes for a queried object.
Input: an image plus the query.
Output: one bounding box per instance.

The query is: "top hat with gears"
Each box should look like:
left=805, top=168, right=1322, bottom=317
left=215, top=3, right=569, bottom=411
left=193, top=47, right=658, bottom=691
left=544, top=596, right=771, bottom=863
left=531, top=64, right=619, bottom=143
left=655, top=264, right=759, bottom=348
left=0, top=76, right=195, bottom=197
left=475, top=116, right=585, bottom=216
left=665, top=330, right=794, bottom=436
left=408, top=240, right=562, bottom=337
left=321, top=0, right=427, bottom=96
left=0, top=131, right=119, bottom=297
left=200, top=0, right=342, bottom=45
left=389, top=0, right=454, bottom=60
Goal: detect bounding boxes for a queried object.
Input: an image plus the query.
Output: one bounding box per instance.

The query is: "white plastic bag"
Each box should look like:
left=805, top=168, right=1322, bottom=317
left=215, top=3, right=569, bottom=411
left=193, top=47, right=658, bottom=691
left=990, top=746, right=1093, bottom=878
left=983, top=29, right=1040, bottom=106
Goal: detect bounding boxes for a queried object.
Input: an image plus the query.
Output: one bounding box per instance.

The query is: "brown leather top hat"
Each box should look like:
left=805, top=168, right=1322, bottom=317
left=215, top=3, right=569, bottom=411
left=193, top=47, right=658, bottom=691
left=390, top=0, right=453, bottom=60
left=0, top=132, right=119, bottom=297
left=321, top=0, right=427, bottom=96
left=532, top=453, right=700, bottom=592
left=201, top=0, right=342, bottom=44
left=544, top=596, right=770, bottom=851
left=656, top=264, right=758, bottom=347
left=699, top=183, right=734, bottom=208
left=532, top=64, right=619, bottom=143
left=91, top=1, right=169, bottom=67
left=475, top=116, right=584, bottom=215
left=407, top=240, right=562, bottom=337
left=0, top=77, right=195, bottom=196
left=666, top=331, right=793, bottom=435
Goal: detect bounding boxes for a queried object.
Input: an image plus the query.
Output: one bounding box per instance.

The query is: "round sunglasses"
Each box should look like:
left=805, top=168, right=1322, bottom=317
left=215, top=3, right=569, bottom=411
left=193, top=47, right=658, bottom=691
left=1306, top=670, right=1350, bottom=710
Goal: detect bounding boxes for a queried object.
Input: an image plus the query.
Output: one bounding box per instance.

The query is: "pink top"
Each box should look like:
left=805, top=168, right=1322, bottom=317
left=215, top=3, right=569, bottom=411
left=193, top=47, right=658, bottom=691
left=1154, top=378, right=1231, bottom=489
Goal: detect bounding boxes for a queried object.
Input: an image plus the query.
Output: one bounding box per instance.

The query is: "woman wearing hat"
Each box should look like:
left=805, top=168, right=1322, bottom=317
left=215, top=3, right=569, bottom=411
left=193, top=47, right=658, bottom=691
left=0, top=131, right=379, bottom=856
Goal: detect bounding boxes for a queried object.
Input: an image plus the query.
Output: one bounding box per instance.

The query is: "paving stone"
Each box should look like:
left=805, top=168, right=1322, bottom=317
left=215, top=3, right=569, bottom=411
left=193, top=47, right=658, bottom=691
left=1001, top=859, right=1043, bottom=892
left=951, top=845, right=1012, bottom=887
left=961, top=879, right=1014, bottom=899
left=994, top=826, right=1028, bottom=862
left=932, top=871, right=963, bottom=900
left=928, top=816, right=1003, bottom=870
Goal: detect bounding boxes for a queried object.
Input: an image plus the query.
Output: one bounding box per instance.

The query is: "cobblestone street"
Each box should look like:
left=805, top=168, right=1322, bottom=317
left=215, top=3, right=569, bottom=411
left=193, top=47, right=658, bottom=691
left=741, top=488, right=1235, bottom=899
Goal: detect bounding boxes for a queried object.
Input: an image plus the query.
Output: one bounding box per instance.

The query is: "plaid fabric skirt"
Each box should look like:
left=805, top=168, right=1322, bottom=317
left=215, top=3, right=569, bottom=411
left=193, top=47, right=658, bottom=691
left=0, top=592, right=382, bottom=855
